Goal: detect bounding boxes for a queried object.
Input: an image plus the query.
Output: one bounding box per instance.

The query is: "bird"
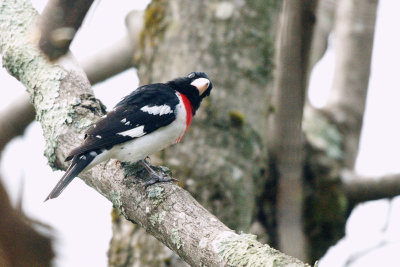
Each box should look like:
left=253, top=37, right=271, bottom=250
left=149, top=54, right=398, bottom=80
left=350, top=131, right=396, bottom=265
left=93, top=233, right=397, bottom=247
left=44, top=72, right=213, bottom=201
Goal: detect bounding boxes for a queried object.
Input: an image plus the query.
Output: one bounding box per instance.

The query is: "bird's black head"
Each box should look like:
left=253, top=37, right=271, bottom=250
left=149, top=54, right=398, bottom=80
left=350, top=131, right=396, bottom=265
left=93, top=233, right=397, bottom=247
left=167, top=72, right=213, bottom=115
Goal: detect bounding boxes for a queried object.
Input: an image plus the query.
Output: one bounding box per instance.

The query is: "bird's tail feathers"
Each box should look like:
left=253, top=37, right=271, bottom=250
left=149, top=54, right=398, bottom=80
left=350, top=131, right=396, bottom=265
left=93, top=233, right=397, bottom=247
left=44, top=155, right=92, bottom=201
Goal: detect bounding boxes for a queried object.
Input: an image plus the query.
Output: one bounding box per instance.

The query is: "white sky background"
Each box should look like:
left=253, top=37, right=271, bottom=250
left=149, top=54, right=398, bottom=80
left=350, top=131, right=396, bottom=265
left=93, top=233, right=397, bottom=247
left=0, top=0, right=399, bottom=266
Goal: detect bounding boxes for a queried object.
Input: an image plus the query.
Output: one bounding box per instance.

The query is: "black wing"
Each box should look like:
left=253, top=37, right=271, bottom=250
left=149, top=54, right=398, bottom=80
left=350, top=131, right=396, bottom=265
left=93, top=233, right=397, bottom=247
left=65, top=84, right=179, bottom=161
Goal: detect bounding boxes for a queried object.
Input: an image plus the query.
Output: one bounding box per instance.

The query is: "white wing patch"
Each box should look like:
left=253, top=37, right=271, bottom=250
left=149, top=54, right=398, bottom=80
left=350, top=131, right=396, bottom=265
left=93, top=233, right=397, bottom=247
left=140, top=105, right=173, bottom=116
left=119, top=125, right=146, bottom=138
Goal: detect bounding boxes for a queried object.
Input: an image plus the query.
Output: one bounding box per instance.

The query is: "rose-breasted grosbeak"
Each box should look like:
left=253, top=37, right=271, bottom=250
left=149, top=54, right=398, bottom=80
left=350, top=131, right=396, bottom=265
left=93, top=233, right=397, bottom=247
left=45, top=72, right=212, bottom=201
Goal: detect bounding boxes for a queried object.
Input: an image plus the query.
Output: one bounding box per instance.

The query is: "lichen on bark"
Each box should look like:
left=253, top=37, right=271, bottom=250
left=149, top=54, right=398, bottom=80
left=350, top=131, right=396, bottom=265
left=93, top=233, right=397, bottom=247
left=303, top=109, right=348, bottom=261
left=110, top=0, right=280, bottom=265
left=214, top=232, right=309, bottom=267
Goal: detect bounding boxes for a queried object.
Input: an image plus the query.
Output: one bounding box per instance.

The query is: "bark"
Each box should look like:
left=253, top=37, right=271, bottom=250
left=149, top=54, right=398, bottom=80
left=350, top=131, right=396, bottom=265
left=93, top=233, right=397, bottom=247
left=323, top=0, right=378, bottom=169
left=342, top=171, right=400, bottom=204
left=303, top=108, right=347, bottom=261
left=0, top=94, right=35, bottom=153
left=302, top=0, right=378, bottom=260
left=0, top=0, right=309, bottom=266
left=0, top=10, right=143, bottom=153
left=38, top=0, right=95, bottom=60
left=269, top=0, right=316, bottom=261
left=307, top=0, right=336, bottom=76
left=108, top=0, right=280, bottom=265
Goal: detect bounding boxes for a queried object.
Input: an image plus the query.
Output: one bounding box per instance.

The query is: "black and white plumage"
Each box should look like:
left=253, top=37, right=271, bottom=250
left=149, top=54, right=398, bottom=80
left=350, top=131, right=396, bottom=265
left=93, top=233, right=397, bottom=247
left=45, top=72, right=213, bottom=201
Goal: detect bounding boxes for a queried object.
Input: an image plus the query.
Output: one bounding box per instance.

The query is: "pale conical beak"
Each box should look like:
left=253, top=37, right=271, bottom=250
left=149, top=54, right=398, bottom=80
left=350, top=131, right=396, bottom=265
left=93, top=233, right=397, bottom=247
left=191, top=78, right=210, bottom=95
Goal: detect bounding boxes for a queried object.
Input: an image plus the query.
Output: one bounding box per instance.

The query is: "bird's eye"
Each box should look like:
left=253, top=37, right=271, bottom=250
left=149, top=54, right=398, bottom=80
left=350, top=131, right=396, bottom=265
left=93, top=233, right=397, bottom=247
left=187, top=72, right=195, bottom=78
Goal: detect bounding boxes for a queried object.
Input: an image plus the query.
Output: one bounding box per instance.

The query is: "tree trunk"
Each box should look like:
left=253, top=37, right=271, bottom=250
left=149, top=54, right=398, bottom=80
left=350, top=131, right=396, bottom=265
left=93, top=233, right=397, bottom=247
left=269, top=0, right=317, bottom=261
left=108, top=0, right=280, bottom=265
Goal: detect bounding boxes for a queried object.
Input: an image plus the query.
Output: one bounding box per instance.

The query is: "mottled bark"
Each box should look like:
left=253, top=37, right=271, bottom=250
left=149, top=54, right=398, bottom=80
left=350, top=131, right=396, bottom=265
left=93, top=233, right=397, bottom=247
left=38, top=0, right=95, bottom=60
left=269, top=0, right=316, bottom=261
left=303, top=108, right=347, bottom=261
left=0, top=0, right=309, bottom=266
left=108, top=0, right=282, bottom=265
left=324, top=0, right=378, bottom=168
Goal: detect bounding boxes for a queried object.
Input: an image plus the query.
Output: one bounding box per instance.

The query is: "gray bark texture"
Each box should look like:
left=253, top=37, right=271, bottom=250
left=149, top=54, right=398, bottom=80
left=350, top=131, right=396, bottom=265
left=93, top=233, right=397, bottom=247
left=0, top=0, right=308, bottom=266
left=108, top=0, right=281, bottom=265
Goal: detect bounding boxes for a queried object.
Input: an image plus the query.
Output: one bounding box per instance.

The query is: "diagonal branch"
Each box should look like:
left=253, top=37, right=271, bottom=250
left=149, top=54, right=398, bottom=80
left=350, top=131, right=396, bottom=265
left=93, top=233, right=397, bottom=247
left=80, top=10, right=144, bottom=84
left=0, top=9, right=144, bottom=153
left=81, top=35, right=136, bottom=84
left=38, top=0, right=95, bottom=60
left=0, top=0, right=309, bottom=266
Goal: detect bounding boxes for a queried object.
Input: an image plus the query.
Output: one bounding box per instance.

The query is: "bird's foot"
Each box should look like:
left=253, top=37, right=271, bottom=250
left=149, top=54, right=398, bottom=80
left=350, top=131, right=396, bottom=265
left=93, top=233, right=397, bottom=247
left=144, top=174, right=178, bottom=188
left=140, top=159, right=178, bottom=188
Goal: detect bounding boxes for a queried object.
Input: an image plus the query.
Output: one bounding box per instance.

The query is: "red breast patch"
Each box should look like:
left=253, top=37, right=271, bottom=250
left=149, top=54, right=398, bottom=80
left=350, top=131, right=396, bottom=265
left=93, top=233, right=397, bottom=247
left=176, top=93, right=193, bottom=143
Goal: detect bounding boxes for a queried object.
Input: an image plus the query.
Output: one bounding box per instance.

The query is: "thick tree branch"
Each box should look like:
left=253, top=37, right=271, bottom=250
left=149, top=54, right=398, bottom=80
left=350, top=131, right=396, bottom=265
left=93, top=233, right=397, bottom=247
left=38, top=0, right=95, bottom=60
left=307, top=0, right=336, bottom=77
left=0, top=93, right=35, bottom=153
left=342, top=171, right=400, bottom=204
left=0, top=0, right=309, bottom=266
left=323, top=0, right=378, bottom=168
left=0, top=9, right=145, bottom=153
left=269, top=0, right=316, bottom=260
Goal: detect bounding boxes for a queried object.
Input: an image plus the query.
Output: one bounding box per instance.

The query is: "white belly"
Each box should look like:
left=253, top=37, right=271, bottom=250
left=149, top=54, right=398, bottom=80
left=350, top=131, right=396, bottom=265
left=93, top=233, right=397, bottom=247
left=110, top=98, right=187, bottom=163
left=84, top=93, right=187, bottom=171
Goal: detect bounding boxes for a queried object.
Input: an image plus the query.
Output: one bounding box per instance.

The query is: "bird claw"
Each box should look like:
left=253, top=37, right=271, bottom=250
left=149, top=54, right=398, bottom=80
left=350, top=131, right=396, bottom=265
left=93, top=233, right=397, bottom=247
left=144, top=174, right=179, bottom=188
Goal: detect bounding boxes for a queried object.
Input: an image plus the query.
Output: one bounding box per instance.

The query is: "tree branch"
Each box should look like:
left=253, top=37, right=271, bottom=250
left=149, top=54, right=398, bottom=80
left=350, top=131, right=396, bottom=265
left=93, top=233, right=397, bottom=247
left=269, top=0, right=316, bottom=260
left=38, top=0, right=95, bottom=60
left=0, top=9, right=144, bottom=153
left=0, top=0, right=309, bottom=266
left=307, top=0, right=336, bottom=77
left=80, top=10, right=143, bottom=84
left=323, top=0, right=378, bottom=168
left=342, top=171, right=400, bottom=204
left=81, top=35, right=136, bottom=84
left=0, top=93, right=35, bottom=153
